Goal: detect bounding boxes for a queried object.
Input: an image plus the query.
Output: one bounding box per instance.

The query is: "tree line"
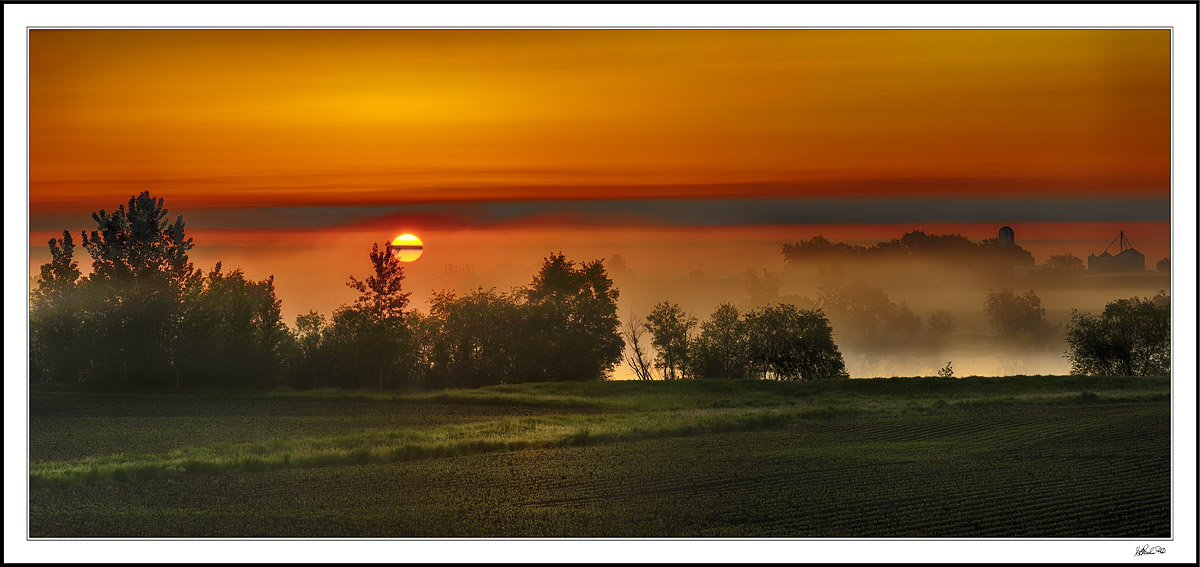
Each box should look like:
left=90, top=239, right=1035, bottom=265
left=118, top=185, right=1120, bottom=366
left=781, top=231, right=1035, bottom=267
left=29, top=192, right=632, bottom=391
left=623, top=301, right=849, bottom=381
left=29, top=192, right=1170, bottom=390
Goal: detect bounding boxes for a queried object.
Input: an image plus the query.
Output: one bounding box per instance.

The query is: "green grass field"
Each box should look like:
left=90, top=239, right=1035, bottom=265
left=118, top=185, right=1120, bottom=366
left=28, top=376, right=1171, bottom=538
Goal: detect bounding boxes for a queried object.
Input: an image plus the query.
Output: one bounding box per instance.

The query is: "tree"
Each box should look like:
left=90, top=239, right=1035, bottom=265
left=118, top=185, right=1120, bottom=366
left=1156, top=257, right=1169, bottom=273
left=77, top=191, right=196, bottom=388
left=744, top=269, right=782, bottom=309
left=348, top=243, right=411, bottom=321
left=644, top=301, right=697, bottom=380
left=928, top=309, right=955, bottom=337
left=30, top=231, right=86, bottom=383
left=743, top=304, right=848, bottom=380
left=985, top=288, right=1051, bottom=343
left=427, top=288, right=526, bottom=388
left=285, top=310, right=330, bottom=390
left=927, top=309, right=956, bottom=349
left=82, top=191, right=194, bottom=284
left=622, top=312, right=656, bottom=381
left=690, top=303, right=751, bottom=380
left=1045, top=253, right=1085, bottom=276
left=1065, top=293, right=1170, bottom=376
left=176, top=262, right=287, bottom=389
left=337, top=242, right=414, bottom=389
left=817, top=271, right=924, bottom=350
left=521, top=253, right=623, bottom=381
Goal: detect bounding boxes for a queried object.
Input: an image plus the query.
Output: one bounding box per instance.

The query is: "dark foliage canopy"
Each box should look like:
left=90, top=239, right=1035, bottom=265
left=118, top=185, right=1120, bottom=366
left=1065, top=293, right=1170, bottom=376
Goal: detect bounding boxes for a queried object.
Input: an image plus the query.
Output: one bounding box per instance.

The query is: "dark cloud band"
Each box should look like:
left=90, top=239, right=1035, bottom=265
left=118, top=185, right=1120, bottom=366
left=29, top=197, right=1171, bottom=233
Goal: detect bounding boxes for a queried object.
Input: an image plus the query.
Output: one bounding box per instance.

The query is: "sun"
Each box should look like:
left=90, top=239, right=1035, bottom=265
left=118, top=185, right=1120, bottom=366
left=390, top=233, right=423, bottom=262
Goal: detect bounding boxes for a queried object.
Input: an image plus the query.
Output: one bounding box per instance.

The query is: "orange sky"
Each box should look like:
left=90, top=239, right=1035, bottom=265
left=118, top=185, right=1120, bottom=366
left=29, top=29, right=1173, bottom=343
left=31, top=29, right=1170, bottom=209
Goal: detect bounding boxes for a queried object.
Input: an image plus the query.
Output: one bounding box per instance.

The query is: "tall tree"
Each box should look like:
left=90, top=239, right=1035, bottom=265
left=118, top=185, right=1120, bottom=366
left=522, top=253, right=624, bottom=381
left=340, top=242, right=413, bottom=389
left=77, top=192, right=196, bottom=388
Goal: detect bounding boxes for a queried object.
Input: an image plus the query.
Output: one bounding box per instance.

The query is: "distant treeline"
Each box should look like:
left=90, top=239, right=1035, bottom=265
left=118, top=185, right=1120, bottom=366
left=781, top=231, right=1034, bottom=267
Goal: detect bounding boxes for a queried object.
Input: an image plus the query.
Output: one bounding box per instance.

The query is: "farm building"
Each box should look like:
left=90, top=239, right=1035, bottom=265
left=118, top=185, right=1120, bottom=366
left=1088, top=231, right=1145, bottom=274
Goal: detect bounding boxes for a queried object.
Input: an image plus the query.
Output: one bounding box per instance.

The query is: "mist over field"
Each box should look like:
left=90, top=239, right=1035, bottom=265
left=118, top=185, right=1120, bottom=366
left=31, top=223, right=1170, bottom=380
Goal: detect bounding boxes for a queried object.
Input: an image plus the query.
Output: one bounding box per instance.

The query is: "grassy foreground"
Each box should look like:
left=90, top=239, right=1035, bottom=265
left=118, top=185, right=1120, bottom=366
left=29, top=376, right=1170, bottom=537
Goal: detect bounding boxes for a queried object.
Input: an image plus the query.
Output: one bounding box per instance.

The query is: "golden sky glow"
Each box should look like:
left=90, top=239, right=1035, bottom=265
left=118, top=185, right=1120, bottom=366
left=31, top=29, right=1170, bottom=210
left=28, top=29, right=1173, bottom=377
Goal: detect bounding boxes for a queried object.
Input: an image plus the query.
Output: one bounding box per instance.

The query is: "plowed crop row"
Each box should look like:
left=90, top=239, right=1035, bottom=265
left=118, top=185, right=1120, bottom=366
left=30, top=396, right=1170, bottom=538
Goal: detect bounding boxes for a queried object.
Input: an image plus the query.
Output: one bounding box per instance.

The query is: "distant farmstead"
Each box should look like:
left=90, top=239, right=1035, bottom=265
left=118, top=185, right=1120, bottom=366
left=1088, top=231, right=1145, bottom=274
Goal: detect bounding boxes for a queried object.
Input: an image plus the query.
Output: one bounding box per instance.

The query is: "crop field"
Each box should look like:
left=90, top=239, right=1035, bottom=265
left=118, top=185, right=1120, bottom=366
left=28, top=376, right=1171, bottom=538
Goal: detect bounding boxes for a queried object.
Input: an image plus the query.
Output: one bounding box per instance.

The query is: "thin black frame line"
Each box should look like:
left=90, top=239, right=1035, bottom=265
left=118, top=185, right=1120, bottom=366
left=24, top=25, right=1178, bottom=29
left=22, top=25, right=1182, bottom=544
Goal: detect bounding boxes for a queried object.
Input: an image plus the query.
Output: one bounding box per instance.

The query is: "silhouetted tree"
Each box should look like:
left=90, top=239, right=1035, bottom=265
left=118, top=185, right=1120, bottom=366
left=29, top=231, right=85, bottom=383
left=743, top=304, right=848, bottom=380
left=690, top=303, right=751, bottom=380
left=622, top=311, right=656, bottom=381
left=176, top=262, right=287, bottom=389
left=427, top=288, right=526, bottom=388
left=645, top=301, right=696, bottom=380
left=334, top=242, right=414, bottom=389
left=285, top=310, right=330, bottom=390
left=984, top=288, right=1052, bottom=344
left=77, top=192, right=195, bottom=388
left=1065, top=293, right=1170, bottom=376
left=521, top=253, right=623, bottom=381
left=1156, top=257, right=1169, bottom=273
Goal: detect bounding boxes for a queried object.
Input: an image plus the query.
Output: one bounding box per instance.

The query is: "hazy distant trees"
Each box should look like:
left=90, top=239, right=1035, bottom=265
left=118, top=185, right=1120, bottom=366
left=1156, top=257, right=1169, bottom=273
left=1044, top=253, right=1085, bottom=276
left=984, top=288, right=1054, bottom=344
left=815, top=266, right=933, bottom=351
left=782, top=230, right=1034, bottom=268
left=1065, top=292, right=1170, bottom=376
left=927, top=309, right=955, bottom=338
